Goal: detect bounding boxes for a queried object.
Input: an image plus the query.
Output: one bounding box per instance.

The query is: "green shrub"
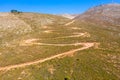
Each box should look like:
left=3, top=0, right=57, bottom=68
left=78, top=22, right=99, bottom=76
left=11, top=9, right=22, bottom=14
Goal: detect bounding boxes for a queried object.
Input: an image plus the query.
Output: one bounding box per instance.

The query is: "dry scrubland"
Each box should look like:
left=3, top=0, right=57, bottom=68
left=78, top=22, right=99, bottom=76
left=0, top=10, right=119, bottom=80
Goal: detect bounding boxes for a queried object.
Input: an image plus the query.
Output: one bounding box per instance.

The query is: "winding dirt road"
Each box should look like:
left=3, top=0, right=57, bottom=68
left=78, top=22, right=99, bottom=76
left=0, top=42, right=95, bottom=71
left=65, top=20, right=75, bottom=26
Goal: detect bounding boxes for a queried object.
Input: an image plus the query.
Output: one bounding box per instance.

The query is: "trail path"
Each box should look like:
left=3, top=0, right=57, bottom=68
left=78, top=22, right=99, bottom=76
left=20, top=38, right=90, bottom=46
left=0, top=42, right=94, bottom=71
left=65, top=20, right=75, bottom=26
left=55, top=32, right=90, bottom=39
left=0, top=22, right=97, bottom=71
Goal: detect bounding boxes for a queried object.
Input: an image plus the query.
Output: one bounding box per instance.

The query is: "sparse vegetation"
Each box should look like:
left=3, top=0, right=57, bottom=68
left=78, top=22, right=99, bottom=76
left=11, top=10, right=22, bottom=14
left=0, top=4, right=120, bottom=80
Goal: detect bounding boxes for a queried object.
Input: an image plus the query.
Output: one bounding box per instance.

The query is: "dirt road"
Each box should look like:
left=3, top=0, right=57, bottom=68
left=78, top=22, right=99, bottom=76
left=0, top=42, right=94, bottom=71
left=65, top=20, right=75, bottom=26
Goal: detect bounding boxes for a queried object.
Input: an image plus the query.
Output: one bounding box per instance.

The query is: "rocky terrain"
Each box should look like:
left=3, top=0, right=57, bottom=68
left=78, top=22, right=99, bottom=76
left=0, top=3, right=120, bottom=80
left=75, top=3, right=120, bottom=31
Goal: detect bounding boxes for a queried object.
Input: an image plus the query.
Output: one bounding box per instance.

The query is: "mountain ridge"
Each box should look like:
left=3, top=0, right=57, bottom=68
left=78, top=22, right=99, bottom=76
left=74, top=3, right=120, bottom=31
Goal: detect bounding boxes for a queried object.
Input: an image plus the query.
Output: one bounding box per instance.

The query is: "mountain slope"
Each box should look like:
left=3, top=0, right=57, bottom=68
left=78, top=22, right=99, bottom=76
left=0, top=12, right=69, bottom=43
left=74, top=3, right=120, bottom=31
left=0, top=5, right=120, bottom=80
left=0, top=13, right=32, bottom=35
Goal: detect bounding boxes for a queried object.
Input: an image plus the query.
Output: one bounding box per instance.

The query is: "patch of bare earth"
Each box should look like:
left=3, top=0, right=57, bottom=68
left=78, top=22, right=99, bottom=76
left=71, top=27, right=81, bottom=30
left=19, top=38, right=39, bottom=46
left=0, top=53, right=2, bottom=55
left=48, top=65, right=56, bottom=74
left=41, top=26, right=49, bottom=29
left=43, top=30, right=53, bottom=33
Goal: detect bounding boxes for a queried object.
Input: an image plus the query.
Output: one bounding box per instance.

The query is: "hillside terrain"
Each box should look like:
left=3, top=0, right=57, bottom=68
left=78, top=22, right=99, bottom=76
left=59, top=14, right=77, bottom=19
left=0, top=3, right=120, bottom=80
left=75, top=3, right=120, bottom=32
